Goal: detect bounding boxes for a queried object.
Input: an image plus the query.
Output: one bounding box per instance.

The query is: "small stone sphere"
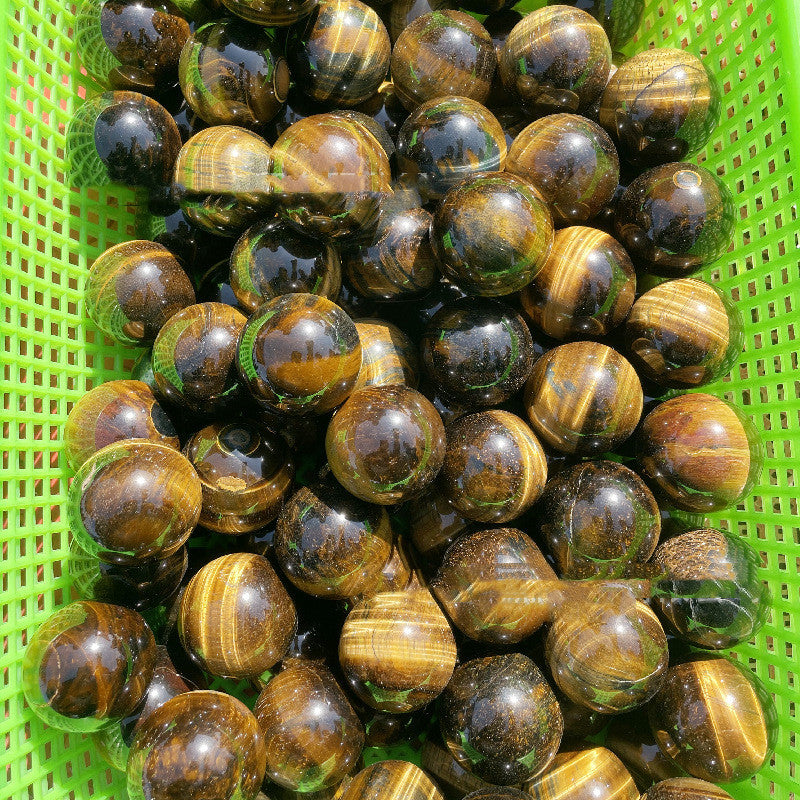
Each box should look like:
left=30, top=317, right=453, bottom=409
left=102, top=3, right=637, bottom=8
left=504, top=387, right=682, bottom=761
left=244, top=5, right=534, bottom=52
left=520, top=226, right=635, bottom=339
left=22, top=601, right=156, bottom=733
left=408, top=488, right=474, bottom=569
left=325, top=385, right=446, bottom=504
left=624, top=278, right=744, bottom=388
left=354, top=318, right=420, bottom=391
left=524, top=341, right=643, bottom=455
left=640, top=778, right=735, bottom=800
left=220, top=0, right=318, bottom=27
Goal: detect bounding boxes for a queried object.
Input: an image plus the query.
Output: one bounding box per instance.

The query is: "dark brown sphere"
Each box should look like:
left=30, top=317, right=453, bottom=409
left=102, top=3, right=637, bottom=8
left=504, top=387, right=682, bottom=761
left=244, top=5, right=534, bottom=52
left=354, top=318, right=420, bottom=391
left=408, top=488, right=474, bottom=569
left=640, top=778, right=735, bottom=800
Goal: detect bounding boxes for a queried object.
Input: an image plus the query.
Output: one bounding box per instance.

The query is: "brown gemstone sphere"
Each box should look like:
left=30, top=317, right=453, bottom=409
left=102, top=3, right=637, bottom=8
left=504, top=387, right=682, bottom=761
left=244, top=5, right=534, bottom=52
left=624, top=278, right=744, bottom=388
left=431, top=527, right=558, bottom=643
left=64, top=379, right=179, bottom=471
left=440, top=653, right=563, bottom=785
left=152, top=301, right=247, bottom=415
left=178, top=553, right=297, bottom=678
left=126, top=690, right=267, bottom=800
left=648, top=656, right=777, bottom=783
left=220, top=0, right=318, bottom=26
left=640, top=778, right=735, bottom=800
left=68, top=440, right=201, bottom=563
left=339, top=588, right=457, bottom=712
left=636, top=393, right=763, bottom=513
left=342, top=761, right=445, bottom=800
left=520, top=226, right=635, bottom=339
left=22, top=601, right=156, bottom=733
left=506, top=114, right=620, bottom=226
left=85, top=240, right=195, bottom=346
left=391, top=10, right=497, bottom=111
left=183, top=421, right=295, bottom=534
left=524, top=341, right=643, bottom=455
left=439, top=410, right=548, bottom=524
left=326, top=385, right=446, bottom=505
left=499, top=6, right=611, bottom=116
left=238, top=293, right=362, bottom=415
left=354, top=319, right=420, bottom=391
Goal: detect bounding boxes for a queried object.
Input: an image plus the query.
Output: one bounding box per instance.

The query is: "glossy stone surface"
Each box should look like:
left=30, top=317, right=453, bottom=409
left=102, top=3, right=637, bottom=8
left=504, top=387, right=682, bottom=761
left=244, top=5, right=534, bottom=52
left=354, top=319, right=419, bottom=390
left=339, top=587, right=457, bottom=712
left=230, top=219, right=342, bottom=312
left=68, top=440, right=201, bottom=562
left=421, top=298, right=535, bottom=407
left=254, top=661, right=363, bottom=791
left=558, top=0, right=645, bottom=52
left=546, top=588, right=669, bottom=713
left=388, top=0, right=455, bottom=42
left=179, top=553, right=297, bottom=677
left=539, top=460, right=661, bottom=579
left=275, top=480, right=394, bottom=598
left=648, top=656, right=777, bottom=783
left=499, top=6, right=611, bottom=115
left=625, top=278, right=744, bottom=388
left=524, top=341, right=643, bottom=455
left=640, top=778, right=735, bottom=800
left=152, top=301, right=246, bottom=414
left=221, top=0, right=318, bottom=26
left=238, top=293, right=361, bottom=414
left=353, top=79, right=410, bottom=143
left=64, top=379, right=178, bottom=471
left=637, top=393, right=763, bottom=513
left=22, top=601, right=156, bottom=733
left=408, top=488, right=473, bottom=569
left=439, top=410, right=548, bottom=524
left=599, top=47, right=720, bottom=167
left=615, top=163, right=735, bottom=277
left=440, top=653, right=563, bottom=784
left=126, top=690, right=267, bottom=800
left=289, top=0, right=391, bottom=107
left=396, top=96, right=507, bottom=202
left=391, top=11, right=496, bottom=111
left=326, top=385, right=446, bottom=504
left=520, top=226, right=635, bottom=339
left=341, top=761, right=444, bottom=800
left=431, top=172, right=554, bottom=297
left=432, top=527, right=557, bottom=643
left=421, top=740, right=498, bottom=798
left=652, top=527, right=770, bottom=649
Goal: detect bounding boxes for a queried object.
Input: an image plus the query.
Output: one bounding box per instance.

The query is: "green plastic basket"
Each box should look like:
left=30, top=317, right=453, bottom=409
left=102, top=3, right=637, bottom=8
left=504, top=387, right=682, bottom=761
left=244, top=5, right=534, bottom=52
left=3, top=0, right=800, bottom=798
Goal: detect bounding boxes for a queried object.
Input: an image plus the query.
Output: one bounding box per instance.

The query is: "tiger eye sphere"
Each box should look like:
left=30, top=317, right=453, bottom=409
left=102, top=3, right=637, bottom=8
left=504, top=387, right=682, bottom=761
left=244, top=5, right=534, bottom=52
left=342, top=761, right=445, bottom=800
left=254, top=661, right=364, bottom=791
left=22, top=601, right=156, bottom=732
left=388, top=0, right=455, bottom=42
left=326, top=385, right=446, bottom=504
left=68, top=441, right=201, bottom=562
left=625, top=278, right=744, bottom=388
left=152, top=301, right=246, bottom=414
left=85, top=240, right=196, bottom=346
left=641, top=778, right=735, bottom=800
left=439, top=410, right=547, bottom=524
left=546, top=589, right=669, bottom=714
left=432, top=527, right=558, bottom=643
left=499, top=6, right=611, bottom=116
left=421, top=298, right=535, bottom=407
left=339, top=587, right=457, bottom=712
left=507, top=114, right=620, bottom=226
left=637, top=393, right=763, bottom=513
left=539, top=460, right=660, bottom=579
left=396, top=96, right=507, bottom=202
left=354, top=319, right=420, bottom=390
left=288, top=0, right=390, bottom=107
left=179, top=553, right=297, bottom=677
left=408, top=489, right=473, bottom=568
left=524, top=341, right=643, bottom=455
left=64, top=379, right=178, bottom=471
left=652, top=528, right=770, bottom=649
left=440, top=653, right=563, bottom=785
left=238, top=293, right=361, bottom=414
left=432, top=172, right=554, bottom=297
left=221, top=0, right=318, bottom=26
left=648, top=656, right=778, bottom=783
left=391, top=11, right=497, bottom=111
left=67, top=91, right=181, bottom=187
left=615, top=163, right=735, bottom=277
left=275, top=480, right=394, bottom=598
left=599, top=48, right=720, bottom=167
left=179, top=19, right=290, bottom=128
left=126, top=690, right=267, bottom=800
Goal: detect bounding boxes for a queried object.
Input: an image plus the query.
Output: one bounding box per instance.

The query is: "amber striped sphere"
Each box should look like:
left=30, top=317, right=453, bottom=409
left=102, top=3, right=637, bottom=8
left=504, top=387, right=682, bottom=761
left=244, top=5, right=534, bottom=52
left=391, top=11, right=496, bottom=111
left=64, top=379, right=179, bottom=471
left=221, top=0, right=318, bottom=26
left=640, top=778, right=735, bottom=800
left=625, top=278, right=744, bottom=388
left=339, top=588, right=457, bottom=712
left=524, top=341, right=642, bottom=455
left=354, top=319, right=419, bottom=391
left=178, top=553, right=297, bottom=678
left=341, top=761, right=444, bottom=800
left=254, top=661, right=364, bottom=792
left=520, top=226, right=635, bottom=340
